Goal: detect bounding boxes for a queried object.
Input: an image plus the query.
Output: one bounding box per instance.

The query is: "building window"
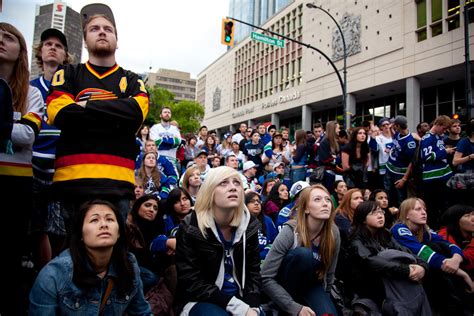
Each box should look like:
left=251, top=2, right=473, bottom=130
left=431, top=0, right=443, bottom=36
left=417, top=0, right=427, bottom=41
left=447, top=0, right=461, bottom=30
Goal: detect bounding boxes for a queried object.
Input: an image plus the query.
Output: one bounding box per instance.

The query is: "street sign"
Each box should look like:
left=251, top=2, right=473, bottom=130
left=251, top=32, right=284, bottom=48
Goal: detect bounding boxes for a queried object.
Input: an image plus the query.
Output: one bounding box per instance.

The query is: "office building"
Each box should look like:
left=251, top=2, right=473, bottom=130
left=145, top=69, right=197, bottom=102
left=30, top=0, right=82, bottom=79
left=198, top=0, right=473, bottom=135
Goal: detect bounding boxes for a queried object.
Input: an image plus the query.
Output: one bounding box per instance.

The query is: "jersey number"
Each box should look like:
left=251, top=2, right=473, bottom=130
left=423, top=146, right=433, bottom=156
left=51, top=69, right=65, bottom=86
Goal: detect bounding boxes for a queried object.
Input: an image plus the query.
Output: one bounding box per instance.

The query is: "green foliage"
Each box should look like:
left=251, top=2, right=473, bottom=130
left=171, top=100, right=205, bottom=134
left=145, top=85, right=204, bottom=134
left=147, top=85, right=175, bottom=124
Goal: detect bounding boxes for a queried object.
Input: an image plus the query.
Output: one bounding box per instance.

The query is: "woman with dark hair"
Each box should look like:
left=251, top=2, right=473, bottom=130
left=349, top=201, right=430, bottom=314
left=290, top=129, right=308, bottom=183
left=331, top=180, right=347, bottom=209
left=30, top=200, right=151, bottom=314
left=202, top=135, right=219, bottom=164
left=0, top=22, right=43, bottom=313
left=439, top=205, right=474, bottom=275
left=369, top=189, right=399, bottom=228
left=261, top=184, right=340, bottom=316
left=126, top=195, right=164, bottom=292
left=318, top=121, right=342, bottom=191
left=245, top=192, right=277, bottom=262
left=263, top=182, right=289, bottom=223
left=136, top=125, right=150, bottom=151
left=261, top=178, right=277, bottom=200
left=262, top=132, right=290, bottom=171
left=151, top=188, right=194, bottom=256
left=341, top=127, right=370, bottom=189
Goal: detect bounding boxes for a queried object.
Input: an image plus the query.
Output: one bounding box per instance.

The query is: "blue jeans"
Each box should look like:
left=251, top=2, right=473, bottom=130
left=385, top=172, right=406, bottom=206
left=278, top=247, right=338, bottom=316
left=189, top=303, right=229, bottom=316
left=139, top=266, right=159, bottom=293
left=291, top=167, right=307, bottom=183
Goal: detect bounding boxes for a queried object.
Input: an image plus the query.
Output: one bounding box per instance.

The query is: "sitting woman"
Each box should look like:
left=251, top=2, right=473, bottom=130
left=182, top=166, right=201, bottom=204
left=261, top=184, right=340, bottom=316
left=136, top=151, right=171, bottom=200
left=245, top=192, right=278, bottom=263
left=263, top=182, right=289, bottom=223
left=331, top=180, right=347, bottom=209
left=175, top=166, right=261, bottom=316
left=439, top=205, right=474, bottom=276
left=30, top=200, right=151, bottom=314
left=349, top=201, right=430, bottom=314
left=335, top=188, right=364, bottom=240
left=392, top=198, right=474, bottom=314
left=126, top=195, right=164, bottom=292
left=369, top=189, right=399, bottom=228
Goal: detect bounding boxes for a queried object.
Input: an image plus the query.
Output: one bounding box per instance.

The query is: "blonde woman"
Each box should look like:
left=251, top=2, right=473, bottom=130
left=391, top=197, right=474, bottom=314
left=261, top=184, right=340, bottom=316
left=175, top=166, right=261, bottom=316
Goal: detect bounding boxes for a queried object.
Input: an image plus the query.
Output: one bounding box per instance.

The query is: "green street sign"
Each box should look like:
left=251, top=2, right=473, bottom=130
left=251, top=32, right=284, bottom=48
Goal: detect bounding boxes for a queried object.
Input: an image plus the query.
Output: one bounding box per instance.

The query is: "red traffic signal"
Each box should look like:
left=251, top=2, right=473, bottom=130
left=221, top=19, right=235, bottom=46
left=452, top=113, right=459, bottom=120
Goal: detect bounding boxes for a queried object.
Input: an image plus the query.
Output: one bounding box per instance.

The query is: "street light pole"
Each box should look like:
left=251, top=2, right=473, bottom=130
left=464, top=2, right=473, bottom=121
left=306, top=3, right=348, bottom=129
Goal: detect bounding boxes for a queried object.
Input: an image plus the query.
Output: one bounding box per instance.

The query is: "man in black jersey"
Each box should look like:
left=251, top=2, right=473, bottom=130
left=47, top=4, right=149, bottom=230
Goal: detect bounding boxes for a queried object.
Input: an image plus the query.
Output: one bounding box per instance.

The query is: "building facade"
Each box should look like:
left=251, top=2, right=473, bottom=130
left=30, top=0, right=82, bottom=79
left=230, top=0, right=294, bottom=43
left=199, top=0, right=473, bottom=136
left=145, top=68, right=196, bottom=102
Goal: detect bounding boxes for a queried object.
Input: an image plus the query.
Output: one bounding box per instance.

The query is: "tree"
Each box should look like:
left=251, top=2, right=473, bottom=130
left=146, top=85, right=175, bottom=125
left=145, top=85, right=204, bottom=134
left=171, top=100, right=204, bottom=134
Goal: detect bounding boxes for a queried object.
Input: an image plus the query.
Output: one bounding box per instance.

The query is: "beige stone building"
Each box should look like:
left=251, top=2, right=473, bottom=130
left=145, top=69, right=196, bottom=102
left=198, top=0, right=473, bottom=135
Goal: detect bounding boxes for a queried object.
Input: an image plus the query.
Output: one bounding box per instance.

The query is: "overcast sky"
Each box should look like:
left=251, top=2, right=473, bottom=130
left=0, top=0, right=230, bottom=77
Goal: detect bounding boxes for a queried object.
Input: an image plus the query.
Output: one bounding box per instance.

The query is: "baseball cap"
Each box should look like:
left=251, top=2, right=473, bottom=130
left=80, top=3, right=116, bottom=28
left=378, top=117, right=390, bottom=127
left=290, top=181, right=310, bottom=199
left=194, top=149, right=208, bottom=158
left=243, top=161, right=258, bottom=172
left=273, top=162, right=285, bottom=170
left=41, top=28, right=68, bottom=51
left=393, top=115, right=408, bottom=127
left=224, top=132, right=232, bottom=139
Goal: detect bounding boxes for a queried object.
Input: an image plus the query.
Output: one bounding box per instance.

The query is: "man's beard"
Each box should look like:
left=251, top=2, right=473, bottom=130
left=90, top=44, right=115, bottom=58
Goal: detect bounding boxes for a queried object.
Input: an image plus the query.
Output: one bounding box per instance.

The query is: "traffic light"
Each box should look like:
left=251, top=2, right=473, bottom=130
left=221, top=19, right=235, bottom=46
left=452, top=113, right=459, bottom=120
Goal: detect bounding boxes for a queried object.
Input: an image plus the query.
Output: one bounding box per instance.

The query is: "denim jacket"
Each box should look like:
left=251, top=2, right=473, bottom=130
left=29, top=249, right=151, bottom=315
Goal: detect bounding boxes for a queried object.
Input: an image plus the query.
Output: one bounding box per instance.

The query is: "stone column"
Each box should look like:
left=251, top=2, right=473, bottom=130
left=406, top=77, right=421, bottom=131
left=271, top=113, right=280, bottom=130
left=302, top=105, right=311, bottom=131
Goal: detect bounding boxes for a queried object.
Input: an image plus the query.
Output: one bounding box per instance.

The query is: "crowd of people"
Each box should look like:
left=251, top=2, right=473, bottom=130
left=1, top=2, right=473, bottom=315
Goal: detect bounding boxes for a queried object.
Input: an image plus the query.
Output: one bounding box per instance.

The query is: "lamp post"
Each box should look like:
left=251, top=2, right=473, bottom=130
left=306, top=3, right=348, bottom=129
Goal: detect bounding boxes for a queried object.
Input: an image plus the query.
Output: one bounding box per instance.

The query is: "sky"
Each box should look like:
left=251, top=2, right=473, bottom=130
left=0, top=0, right=230, bottom=77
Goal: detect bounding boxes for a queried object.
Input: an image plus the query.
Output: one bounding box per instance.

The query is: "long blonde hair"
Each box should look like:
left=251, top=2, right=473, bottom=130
left=398, top=197, right=430, bottom=242
left=325, top=121, right=340, bottom=154
left=295, top=184, right=337, bottom=280
left=182, top=166, right=200, bottom=190
left=0, top=23, right=29, bottom=114
left=195, top=166, right=244, bottom=237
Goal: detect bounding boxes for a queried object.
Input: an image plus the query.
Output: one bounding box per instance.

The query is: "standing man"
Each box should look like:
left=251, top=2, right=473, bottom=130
left=30, top=28, right=71, bottom=266
left=386, top=115, right=417, bottom=205
left=46, top=4, right=149, bottom=228
left=232, top=122, right=247, bottom=145
left=196, top=125, right=208, bottom=149
left=420, top=115, right=455, bottom=228
left=149, top=106, right=182, bottom=176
